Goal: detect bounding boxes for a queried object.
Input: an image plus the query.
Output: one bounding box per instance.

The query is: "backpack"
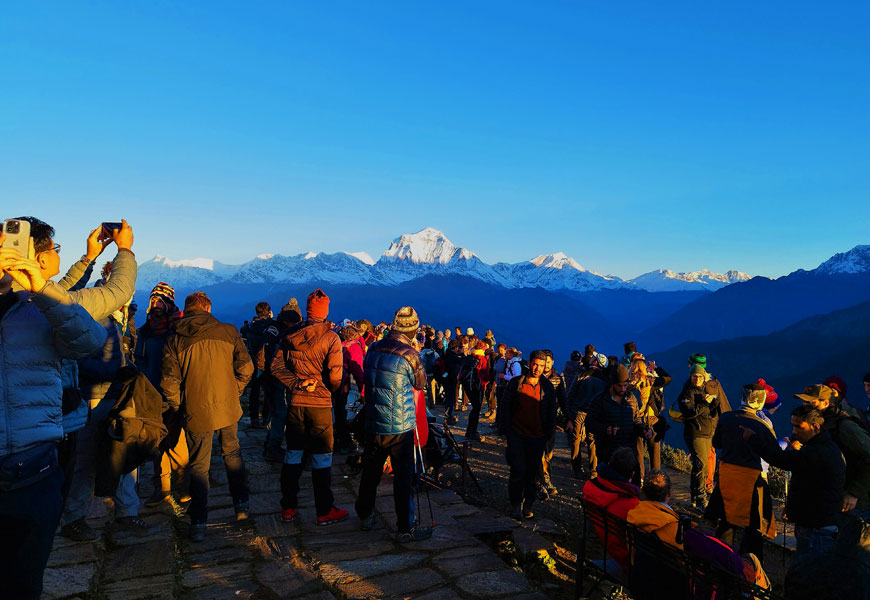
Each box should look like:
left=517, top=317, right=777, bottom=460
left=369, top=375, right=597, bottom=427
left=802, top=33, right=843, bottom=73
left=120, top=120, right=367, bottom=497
left=519, top=358, right=529, bottom=376
left=460, top=355, right=482, bottom=393
left=420, top=349, right=438, bottom=376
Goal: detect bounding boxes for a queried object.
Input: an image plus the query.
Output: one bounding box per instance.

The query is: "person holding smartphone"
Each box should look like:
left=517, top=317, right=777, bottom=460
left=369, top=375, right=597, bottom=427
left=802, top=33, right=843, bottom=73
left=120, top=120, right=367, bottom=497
left=0, top=220, right=107, bottom=600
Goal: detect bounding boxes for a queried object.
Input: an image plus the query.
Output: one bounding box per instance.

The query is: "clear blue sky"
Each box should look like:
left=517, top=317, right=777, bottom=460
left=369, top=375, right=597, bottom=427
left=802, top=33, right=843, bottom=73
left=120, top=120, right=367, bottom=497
left=3, top=1, right=868, bottom=279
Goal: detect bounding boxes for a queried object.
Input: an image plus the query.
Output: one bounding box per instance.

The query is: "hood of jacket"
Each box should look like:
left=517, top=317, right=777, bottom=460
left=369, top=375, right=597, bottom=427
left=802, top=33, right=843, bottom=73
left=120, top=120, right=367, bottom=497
left=285, top=320, right=333, bottom=352
left=173, top=310, right=221, bottom=338
left=627, top=501, right=680, bottom=537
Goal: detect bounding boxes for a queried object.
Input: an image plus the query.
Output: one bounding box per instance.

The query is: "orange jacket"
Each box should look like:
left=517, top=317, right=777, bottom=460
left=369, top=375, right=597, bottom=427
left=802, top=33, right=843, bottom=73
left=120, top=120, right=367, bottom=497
left=626, top=501, right=683, bottom=550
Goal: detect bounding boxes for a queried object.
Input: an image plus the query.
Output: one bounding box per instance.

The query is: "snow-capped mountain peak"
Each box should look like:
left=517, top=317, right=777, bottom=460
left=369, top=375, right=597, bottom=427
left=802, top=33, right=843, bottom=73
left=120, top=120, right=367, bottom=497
left=816, top=245, right=870, bottom=275
left=149, top=255, right=216, bottom=271
left=629, top=268, right=751, bottom=292
left=345, top=251, right=375, bottom=266
left=380, top=227, right=475, bottom=264
left=530, top=252, right=586, bottom=272
left=136, top=227, right=760, bottom=294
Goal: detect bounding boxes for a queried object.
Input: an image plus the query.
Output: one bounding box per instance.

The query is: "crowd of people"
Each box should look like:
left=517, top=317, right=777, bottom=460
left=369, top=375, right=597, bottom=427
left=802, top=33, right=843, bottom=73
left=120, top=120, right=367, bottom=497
left=2, top=216, right=869, bottom=599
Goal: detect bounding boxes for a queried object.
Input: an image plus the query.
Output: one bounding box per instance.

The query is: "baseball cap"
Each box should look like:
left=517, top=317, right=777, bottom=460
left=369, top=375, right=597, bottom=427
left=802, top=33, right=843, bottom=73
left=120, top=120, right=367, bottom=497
left=793, top=384, right=835, bottom=404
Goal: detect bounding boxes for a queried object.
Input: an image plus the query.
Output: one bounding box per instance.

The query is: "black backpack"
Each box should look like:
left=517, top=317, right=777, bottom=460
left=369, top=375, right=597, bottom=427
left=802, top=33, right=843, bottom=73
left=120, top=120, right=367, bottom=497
left=460, top=355, right=482, bottom=393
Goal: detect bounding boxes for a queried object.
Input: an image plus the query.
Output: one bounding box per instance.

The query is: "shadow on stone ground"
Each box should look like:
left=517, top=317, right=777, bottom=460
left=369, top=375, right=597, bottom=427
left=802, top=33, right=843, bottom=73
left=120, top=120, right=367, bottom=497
left=435, top=405, right=796, bottom=599
left=42, top=396, right=795, bottom=600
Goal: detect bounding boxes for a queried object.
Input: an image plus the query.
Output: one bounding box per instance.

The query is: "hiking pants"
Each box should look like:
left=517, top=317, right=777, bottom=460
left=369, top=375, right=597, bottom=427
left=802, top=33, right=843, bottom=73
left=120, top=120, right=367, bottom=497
left=444, top=377, right=459, bottom=417
left=186, top=423, right=249, bottom=525
left=568, top=412, right=596, bottom=475
left=58, top=431, right=78, bottom=506
left=265, top=384, right=289, bottom=451
left=636, top=437, right=661, bottom=482
left=685, top=433, right=712, bottom=502
left=355, top=431, right=415, bottom=533
left=0, top=464, right=63, bottom=600
left=249, top=368, right=263, bottom=422
left=463, top=383, right=483, bottom=437
left=716, top=521, right=764, bottom=562
left=538, top=432, right=556, bottom=486
left=506, top=431, right=546, bottom=508
left=332, top=390, right=352, bottom=450
left=63, top=396, right=140, bottom=524
left=281, top=406, right=334, bottom=517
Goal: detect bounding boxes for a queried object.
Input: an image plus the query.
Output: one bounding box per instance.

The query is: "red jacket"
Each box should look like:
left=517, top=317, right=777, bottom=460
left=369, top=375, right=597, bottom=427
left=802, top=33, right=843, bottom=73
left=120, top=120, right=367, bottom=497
left=582, top=466, right=640, bottom=573
left=341, top=337, right=365, bottom=395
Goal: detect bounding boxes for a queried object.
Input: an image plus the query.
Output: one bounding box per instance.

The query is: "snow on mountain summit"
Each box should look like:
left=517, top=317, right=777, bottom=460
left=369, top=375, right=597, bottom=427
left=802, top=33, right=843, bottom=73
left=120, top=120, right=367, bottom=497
left=530, top=252, right=587, bottom=271
left=629, top=268, right=751, bottom=292
left=816, top=245, right=870, bottom=275
left=380, top=227, right=475, bottom=264
left=136, top=228, right=758, bottom=293
left=345, top=251, right=375, bottom=266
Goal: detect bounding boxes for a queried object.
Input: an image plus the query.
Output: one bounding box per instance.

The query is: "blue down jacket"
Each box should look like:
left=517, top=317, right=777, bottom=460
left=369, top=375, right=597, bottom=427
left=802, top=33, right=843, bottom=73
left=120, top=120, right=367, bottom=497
left=0, top=284, right=107, bottom=458
left=363, top=331, right=427, bottom=436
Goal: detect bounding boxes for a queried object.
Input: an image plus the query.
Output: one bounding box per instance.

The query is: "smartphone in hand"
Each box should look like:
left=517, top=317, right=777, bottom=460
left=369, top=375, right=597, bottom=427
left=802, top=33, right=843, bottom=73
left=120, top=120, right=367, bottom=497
left=101, top=222, right=123, bottom=240
left=2, top=219, right=32, bottom=258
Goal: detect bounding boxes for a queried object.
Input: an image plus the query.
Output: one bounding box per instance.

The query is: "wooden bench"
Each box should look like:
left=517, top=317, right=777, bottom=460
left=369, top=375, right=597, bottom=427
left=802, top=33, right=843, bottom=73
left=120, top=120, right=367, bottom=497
left=576, top=494, right=781, bottom=600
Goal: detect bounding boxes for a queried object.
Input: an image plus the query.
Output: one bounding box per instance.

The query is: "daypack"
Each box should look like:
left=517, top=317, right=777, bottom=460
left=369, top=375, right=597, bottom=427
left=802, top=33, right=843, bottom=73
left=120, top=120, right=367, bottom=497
left=420, top=349, right=438, bottom=376
left=460, top=355, right=482, bottom=393
left=94, top=365, right=168, bottom=497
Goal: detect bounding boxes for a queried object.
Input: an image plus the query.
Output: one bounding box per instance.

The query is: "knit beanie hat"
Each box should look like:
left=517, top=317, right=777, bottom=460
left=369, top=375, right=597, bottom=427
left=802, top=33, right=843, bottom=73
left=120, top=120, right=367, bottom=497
left=306, top=289, right=329, bottom=321
left=742, top=384, right=767, bottom=410
left=392, top=306, right=419, bottom=334
left=689, top=365, right=707, bottom=378
left=688, top=353, right=707, bottom=368
left=150, top=281, right=175, bottom=303
left=756, top=378, right=781, bottom=411
left=278, top=298, right=302, bottom=325
left=823, top=375, right=847, bottom=400
left=611, top=364, right=630, bottom=384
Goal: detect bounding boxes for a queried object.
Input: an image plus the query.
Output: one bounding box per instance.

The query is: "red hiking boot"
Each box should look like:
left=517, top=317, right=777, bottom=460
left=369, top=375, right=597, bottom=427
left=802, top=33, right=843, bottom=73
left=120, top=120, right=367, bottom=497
left=280, top=508, right=297, bottom=522
left=316, top=506, right=349, bottom=526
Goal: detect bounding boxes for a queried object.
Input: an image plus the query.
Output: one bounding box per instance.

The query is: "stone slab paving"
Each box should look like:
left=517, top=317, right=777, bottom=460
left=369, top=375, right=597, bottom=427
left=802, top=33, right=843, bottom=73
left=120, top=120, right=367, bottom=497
left=42, top=420, right=549, bottom=599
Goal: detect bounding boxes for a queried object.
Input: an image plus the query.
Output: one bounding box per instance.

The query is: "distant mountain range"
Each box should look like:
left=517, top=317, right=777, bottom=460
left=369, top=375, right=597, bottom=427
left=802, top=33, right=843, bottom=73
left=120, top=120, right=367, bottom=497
left=654, top=299, right=870, bottom=444
left=639, top=245, right=870, bottom=351
left=138, top=227, right=751, bottom=293
left=130, top=232, right=870, bottom=415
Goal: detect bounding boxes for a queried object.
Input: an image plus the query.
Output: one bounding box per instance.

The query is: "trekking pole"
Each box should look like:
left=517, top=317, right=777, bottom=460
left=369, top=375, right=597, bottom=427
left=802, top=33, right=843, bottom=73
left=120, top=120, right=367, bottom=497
left=414, top=426, right=436, bottom=528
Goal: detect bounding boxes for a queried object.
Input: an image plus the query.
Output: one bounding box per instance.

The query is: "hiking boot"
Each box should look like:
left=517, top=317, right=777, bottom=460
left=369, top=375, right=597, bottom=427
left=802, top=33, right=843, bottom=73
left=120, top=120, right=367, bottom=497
left=397, top=526, right=433, bottom=543
left=445, top=415, right=459, bottom=425
left=116, top=516, right=151, bottom=536
left=263, top=446, right=284, bottom=463
left=317, top=506, right=349, bottom=526
left=144, top=489, right=170, bottom=508
left=522, top=502, right=535, bottom=520
left=189, top=523, right=206, bottom=542
left=537, top=487, right=549, bottom=501
left=234, top=502, right=249, bottom=521
left=544, top=482, right=558, bottom=496
left=60, top=518, right=97, bottom=541
left=360, top=513, right=377, bottom=531
left=280, top=508, right=297, bottom=523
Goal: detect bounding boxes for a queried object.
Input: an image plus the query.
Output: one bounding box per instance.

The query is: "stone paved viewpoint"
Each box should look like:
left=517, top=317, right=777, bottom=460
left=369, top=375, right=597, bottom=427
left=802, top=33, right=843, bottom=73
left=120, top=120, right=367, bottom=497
left=42, top=417, right=560, bottom=600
